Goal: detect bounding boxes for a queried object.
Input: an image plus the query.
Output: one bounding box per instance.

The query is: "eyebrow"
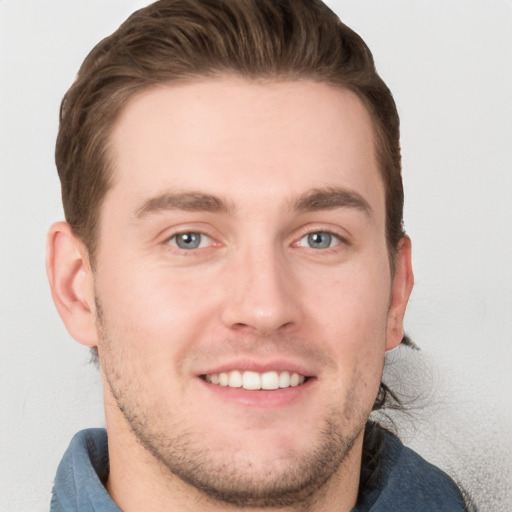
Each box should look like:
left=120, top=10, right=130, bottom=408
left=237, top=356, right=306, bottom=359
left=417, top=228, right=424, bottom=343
left=134, top=191, right=234, bottom=218
left=134, top=186, right=372, bottom=219
left=291, top=187, right=372, bottom=216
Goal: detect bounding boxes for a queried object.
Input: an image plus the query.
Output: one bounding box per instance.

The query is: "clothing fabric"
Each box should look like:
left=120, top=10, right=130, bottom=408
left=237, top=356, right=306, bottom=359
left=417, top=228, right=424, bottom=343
left=50, top=429, right=118, bottom=512
left=352, top=430, right=467, bottom=511
left=50, top=428, right=467, bottom=511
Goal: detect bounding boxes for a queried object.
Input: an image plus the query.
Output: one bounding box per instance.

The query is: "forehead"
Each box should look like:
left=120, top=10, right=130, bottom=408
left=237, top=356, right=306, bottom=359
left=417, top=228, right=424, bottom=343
left=107, top=77, right=384, bottom=217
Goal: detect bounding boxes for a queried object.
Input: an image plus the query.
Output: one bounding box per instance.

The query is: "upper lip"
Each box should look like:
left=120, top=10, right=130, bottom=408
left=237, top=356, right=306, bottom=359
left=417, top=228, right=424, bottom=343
left=198, top=358, right=315, bottom=378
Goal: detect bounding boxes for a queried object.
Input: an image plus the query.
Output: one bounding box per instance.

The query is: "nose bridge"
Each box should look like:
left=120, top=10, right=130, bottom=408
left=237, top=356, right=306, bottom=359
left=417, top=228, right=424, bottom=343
left=221, top=236, right=299, bottom=333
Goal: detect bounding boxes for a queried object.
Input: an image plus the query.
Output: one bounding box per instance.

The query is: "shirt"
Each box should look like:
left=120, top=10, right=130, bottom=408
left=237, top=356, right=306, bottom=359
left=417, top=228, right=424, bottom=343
left=50, top=428, right=467, bottom=511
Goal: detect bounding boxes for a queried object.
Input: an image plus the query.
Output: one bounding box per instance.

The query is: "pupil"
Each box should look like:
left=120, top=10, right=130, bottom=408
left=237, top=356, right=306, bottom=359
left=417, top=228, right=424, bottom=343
left=308, top=232, right=331, bottom=249
left=177, top=233, right=200, bottom=249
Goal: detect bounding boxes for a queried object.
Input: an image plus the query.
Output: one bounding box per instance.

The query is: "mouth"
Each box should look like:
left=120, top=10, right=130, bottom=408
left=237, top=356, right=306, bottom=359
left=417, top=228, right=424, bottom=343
left=202, top=370, right=309, bottom=390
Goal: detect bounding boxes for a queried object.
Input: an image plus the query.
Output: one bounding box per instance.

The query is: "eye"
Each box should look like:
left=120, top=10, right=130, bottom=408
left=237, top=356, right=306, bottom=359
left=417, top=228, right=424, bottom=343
left=167, top=232, right=211, bottom=250
left=297, top=231, right=341, bottom=249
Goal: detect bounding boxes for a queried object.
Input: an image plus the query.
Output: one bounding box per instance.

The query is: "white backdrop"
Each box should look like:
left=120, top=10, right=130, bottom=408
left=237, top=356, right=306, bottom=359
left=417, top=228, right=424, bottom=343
left=1, top=1, right=511, bottom=510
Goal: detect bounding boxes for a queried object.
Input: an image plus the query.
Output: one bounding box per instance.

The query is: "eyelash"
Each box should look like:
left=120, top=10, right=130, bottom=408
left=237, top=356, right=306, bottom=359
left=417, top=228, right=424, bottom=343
left=165, top=231, right=215, bottom=251
left=293, top=227, right=349, bottom=253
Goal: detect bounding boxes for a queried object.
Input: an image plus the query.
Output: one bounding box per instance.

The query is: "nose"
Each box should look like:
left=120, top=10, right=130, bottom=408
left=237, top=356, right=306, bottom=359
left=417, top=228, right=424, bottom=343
left=220, top=245, right=301, bottom=335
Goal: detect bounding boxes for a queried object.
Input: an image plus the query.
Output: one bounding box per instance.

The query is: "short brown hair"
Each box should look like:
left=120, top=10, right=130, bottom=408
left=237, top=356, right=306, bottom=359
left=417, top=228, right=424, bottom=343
left=56, top=0, right=404, bottom=262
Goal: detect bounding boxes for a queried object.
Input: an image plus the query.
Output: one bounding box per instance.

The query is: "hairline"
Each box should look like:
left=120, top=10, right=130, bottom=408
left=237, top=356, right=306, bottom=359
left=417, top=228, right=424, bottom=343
left=81, top=73, right=402, bottom=272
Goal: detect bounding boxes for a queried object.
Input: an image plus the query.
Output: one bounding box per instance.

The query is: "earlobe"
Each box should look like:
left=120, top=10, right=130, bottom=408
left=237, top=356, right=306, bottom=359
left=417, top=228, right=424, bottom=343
left=386, top=236, right=414, bottom=351
left=46, top=222, right=98, bottom=347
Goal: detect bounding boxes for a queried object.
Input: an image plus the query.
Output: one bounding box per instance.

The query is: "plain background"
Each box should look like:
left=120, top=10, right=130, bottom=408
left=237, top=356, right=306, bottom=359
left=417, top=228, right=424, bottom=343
left=1, top=1, right=511, bottom=510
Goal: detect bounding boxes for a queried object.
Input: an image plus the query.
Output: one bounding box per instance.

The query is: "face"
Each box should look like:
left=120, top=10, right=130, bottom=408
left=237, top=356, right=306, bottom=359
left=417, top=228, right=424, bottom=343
left=90, top=78, right=409, bottom=506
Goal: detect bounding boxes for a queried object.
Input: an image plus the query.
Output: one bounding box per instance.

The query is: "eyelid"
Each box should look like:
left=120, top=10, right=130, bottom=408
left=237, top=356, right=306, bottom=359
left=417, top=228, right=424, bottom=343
left=296, top=231, right=342, bottom=249
left=291, top=224, right=350, bottom=247
left=160, top=223, right=222, bottom=251
left=166, top=231, right=213, bottom=249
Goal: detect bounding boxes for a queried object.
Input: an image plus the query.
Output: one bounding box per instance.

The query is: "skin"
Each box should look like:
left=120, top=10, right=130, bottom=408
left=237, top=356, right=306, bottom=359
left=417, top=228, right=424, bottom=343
left=47, top=77, right=413, bottom=512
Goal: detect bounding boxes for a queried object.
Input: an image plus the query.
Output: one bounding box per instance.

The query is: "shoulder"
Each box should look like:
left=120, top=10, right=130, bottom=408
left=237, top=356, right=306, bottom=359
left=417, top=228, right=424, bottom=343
left=356, top=427, right=468, bottom=511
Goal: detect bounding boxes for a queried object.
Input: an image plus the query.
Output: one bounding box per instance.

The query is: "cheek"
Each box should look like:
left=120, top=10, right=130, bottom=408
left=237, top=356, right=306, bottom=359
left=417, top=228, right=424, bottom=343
left=300, top=258, right=390, bottom=383
left=94, top=258, right=225, bottom=366
left=303, top=260, right=391, bottom=341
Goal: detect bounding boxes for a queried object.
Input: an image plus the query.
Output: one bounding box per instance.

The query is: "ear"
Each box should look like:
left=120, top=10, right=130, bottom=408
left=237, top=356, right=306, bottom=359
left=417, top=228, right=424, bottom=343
left=386, top=235, right=414, bottom=351
left=46, top=222, right=98, bottom=347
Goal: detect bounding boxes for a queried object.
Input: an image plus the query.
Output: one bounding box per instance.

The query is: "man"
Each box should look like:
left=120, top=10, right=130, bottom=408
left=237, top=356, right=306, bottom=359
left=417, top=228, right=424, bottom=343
left=46, top=0, right=468, bottom=510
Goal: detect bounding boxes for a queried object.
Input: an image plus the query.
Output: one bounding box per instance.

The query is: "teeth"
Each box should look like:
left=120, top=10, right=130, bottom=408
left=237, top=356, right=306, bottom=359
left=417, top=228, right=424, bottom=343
left=229, top=370, right=242, bottom=388
left=219, top=372, right=229, bottom=386
left=205, top=370, right=307, bottom=390
left=290, top=372, right=300, bottom=387
left=279, top=371, right=290, bottom=388
left=243, top=371, right=261, bottom=390
left=261, top=371, right=279, bottom=390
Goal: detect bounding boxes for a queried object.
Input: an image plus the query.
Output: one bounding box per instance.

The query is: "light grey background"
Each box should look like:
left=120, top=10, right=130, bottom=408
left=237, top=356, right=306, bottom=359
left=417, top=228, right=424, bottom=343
left=1, top=1, right=511, bottom=510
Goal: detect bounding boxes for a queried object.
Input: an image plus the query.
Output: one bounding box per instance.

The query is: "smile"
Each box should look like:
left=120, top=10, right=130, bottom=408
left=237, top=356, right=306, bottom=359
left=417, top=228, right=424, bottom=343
left=204, top=370, right=307, bottom=390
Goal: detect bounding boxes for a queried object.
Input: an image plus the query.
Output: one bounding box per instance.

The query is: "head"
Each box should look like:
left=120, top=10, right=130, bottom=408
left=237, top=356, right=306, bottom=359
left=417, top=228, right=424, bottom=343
left=48, top=1, right=413, bottom=509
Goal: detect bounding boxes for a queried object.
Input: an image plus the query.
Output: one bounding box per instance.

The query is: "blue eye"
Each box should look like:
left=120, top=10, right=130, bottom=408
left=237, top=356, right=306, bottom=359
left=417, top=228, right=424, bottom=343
left=298, top=231, right=340, bottom=249
left=168, top=232, right=210, bottom=250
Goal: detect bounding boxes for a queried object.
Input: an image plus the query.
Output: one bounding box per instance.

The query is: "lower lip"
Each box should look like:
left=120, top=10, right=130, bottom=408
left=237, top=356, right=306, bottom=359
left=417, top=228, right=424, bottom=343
left=198, top=377, right=315, bottom=408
